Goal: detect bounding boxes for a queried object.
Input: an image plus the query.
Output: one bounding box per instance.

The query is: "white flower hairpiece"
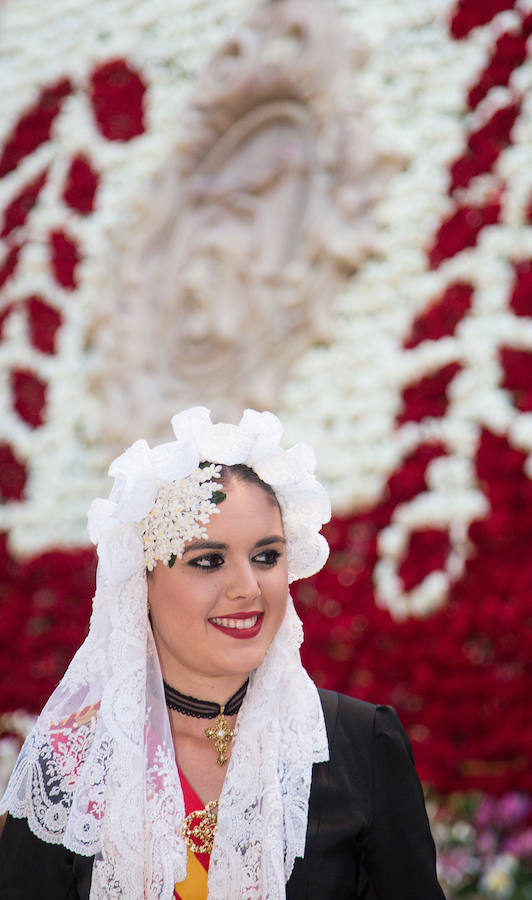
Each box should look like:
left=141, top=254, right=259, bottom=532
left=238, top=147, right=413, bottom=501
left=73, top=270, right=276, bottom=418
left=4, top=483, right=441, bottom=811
left=139, top=463, right=224, bottom=571
left=88, top=407, right=331, bottom=583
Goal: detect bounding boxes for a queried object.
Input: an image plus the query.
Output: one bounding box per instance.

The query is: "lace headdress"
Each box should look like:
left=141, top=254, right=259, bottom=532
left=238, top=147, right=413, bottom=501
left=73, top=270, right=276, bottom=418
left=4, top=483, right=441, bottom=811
left=1, top=407, right=331, bottom=899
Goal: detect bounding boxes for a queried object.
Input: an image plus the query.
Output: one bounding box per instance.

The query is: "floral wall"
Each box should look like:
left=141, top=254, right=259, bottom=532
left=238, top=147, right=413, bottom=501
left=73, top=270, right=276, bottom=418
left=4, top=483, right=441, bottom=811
left=1, top=0, right=531, bottom=895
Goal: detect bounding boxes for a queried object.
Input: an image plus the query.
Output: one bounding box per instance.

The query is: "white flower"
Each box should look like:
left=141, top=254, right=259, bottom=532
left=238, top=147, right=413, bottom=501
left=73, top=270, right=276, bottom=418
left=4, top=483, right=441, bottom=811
left=479, top=854, right=518, bottom=899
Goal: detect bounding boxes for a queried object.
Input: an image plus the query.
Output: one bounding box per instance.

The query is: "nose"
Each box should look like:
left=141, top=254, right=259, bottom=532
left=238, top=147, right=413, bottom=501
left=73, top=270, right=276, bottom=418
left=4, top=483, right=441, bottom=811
left=225, top=559, right=260, bottom=602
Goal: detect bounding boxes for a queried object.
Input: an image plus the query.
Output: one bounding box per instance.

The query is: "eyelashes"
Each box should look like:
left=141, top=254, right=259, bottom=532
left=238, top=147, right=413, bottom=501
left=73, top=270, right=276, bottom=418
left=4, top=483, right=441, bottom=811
left=252, top=549, right=281, bottom=567
left=188, top=553, right=224, bottom=570
left=187, top=549, right=282, bottom=571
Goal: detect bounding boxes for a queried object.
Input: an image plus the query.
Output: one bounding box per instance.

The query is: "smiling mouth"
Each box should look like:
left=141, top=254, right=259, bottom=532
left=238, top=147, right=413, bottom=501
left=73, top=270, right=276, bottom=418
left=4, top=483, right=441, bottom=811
left=208, top=612, right=264, bottom=639
left=210, top=615, right=258, bottom=629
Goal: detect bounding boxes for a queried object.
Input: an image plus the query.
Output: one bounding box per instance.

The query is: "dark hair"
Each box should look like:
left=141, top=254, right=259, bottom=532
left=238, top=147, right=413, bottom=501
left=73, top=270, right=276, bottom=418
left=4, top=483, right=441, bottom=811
left=216, top=463, right=280, bottom=509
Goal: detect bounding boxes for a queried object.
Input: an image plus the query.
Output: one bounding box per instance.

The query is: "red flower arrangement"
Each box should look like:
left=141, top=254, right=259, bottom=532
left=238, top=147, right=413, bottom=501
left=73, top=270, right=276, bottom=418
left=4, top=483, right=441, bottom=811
left=293, top=426, right=532, bottom=795
left=49, top=229, right=81, bottom=290
left=0, top=169, right=48, bottom=238
left=450, top=102, right=521, bottom=192
left=10, top=369, right=47, bottom=428
left=450, top=0, right=517, bottom=40
left=428, top=201, right=501, bottom=269
left=0, top=243, right=22, bottom=289
left=0, top=79, right=72, bottom=177
left=26, top=296, right=62, bottom=355
left=0, top=535, right=95, bottom=714
left=398, top=529, right=451, bottom=592
left=500, top=348, right=532, bottom=412
left=468, top=30, right=529, bottom=109
left=63, top=155, right=100, bottom=215
left=509, top=261, right=532, bottom=317
left=0, top=445, right=27, bottom=502
left=89, top=59, right=146, bottom=142
left=403, top=282, right=473, bottom=349
left=397, top=362, right=462, bottom=424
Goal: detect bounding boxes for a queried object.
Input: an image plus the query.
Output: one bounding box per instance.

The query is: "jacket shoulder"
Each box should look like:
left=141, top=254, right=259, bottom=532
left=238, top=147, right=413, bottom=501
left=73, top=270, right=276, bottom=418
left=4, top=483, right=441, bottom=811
left=317, top=687, right=378, bottom=746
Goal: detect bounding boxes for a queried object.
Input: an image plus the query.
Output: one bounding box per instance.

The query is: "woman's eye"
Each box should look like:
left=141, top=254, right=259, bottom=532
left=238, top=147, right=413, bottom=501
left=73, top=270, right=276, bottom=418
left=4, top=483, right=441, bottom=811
left=188, top=553, right=224, bottom=570
left=252, top=549, right=281, bottom=566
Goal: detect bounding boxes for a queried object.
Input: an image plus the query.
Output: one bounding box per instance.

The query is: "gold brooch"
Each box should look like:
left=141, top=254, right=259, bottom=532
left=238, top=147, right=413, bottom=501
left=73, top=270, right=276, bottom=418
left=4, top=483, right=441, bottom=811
left=182, top=800, right=219, bottom=854
left=204, top=706, right=236, bottom=766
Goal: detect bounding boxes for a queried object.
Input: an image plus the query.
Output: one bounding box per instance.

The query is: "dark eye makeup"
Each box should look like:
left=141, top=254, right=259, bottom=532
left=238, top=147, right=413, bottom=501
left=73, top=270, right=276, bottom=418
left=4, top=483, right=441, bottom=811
left=187, top=547, right=282, bottom=571
left=252, top=548, right=281, bottom=566
left=187, top=553, right=224, bottom=570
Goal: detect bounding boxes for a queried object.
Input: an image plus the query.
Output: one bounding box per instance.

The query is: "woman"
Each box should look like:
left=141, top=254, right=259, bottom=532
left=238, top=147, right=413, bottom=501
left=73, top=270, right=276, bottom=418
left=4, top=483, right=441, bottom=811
left=0, top=407, right=444, bottom=899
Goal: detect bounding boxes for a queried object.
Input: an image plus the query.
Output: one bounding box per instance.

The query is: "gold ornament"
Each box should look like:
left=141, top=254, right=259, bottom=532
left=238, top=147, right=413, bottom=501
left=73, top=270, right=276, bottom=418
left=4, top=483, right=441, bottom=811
left=182, top=800, right=219, bottom=854
left=204, top=706, right=235, bottom=766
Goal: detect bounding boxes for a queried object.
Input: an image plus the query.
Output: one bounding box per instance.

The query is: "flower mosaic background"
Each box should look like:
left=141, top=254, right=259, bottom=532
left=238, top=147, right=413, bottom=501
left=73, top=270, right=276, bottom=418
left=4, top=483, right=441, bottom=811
left=1, top=0, right=532, bottom=895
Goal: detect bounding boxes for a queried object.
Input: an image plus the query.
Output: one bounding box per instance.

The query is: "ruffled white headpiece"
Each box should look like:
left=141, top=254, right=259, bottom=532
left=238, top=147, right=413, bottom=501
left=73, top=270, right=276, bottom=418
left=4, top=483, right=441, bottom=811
left=1, top=408, right=330, bottom=899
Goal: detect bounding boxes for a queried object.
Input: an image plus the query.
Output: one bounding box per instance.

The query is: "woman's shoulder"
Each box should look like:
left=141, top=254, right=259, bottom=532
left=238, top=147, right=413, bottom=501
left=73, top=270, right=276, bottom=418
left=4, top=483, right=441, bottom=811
left=317, top=686, right=377, bottom=718
left=317, top=688, right=412, bottom=761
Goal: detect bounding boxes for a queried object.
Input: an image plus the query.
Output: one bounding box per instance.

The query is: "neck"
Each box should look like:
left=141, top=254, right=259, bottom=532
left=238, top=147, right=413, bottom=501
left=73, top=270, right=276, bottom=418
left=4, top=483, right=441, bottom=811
left=158, top=666, right=250, bottom=707
left=163, top=678, right=248, bottom=717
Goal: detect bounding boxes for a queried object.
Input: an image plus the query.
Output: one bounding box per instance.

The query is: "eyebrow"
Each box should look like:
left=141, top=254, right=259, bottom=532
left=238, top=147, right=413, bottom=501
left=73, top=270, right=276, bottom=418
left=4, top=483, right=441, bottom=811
left=183, top=541, right=227, bottom=554
left=255, top=535, right=286, bottom=548
left=183, top=535, right=286, bottom=554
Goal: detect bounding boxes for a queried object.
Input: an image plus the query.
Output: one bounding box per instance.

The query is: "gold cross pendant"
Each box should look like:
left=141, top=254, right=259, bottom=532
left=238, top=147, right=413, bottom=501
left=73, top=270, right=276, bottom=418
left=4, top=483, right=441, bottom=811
left=204, top=706, right=236, bottom=766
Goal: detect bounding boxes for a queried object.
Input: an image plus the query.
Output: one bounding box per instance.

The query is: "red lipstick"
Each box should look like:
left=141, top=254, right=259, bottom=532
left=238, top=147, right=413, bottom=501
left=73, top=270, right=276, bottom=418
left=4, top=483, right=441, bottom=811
left=208, top=611, right=264, bottom=640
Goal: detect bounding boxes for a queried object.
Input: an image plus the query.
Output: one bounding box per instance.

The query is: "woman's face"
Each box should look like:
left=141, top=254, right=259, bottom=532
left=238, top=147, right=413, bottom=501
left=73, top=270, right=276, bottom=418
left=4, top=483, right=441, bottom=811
left=148, top=477, right=288, bottom=695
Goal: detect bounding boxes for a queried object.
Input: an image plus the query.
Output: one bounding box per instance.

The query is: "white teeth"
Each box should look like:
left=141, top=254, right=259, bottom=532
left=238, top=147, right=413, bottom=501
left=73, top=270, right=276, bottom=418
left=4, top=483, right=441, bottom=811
left=211, top=615, right=258, bottom=629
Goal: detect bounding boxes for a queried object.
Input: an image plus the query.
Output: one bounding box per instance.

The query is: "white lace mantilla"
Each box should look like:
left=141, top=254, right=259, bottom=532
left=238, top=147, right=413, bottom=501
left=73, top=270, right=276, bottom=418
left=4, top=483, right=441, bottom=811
left=2, top=585, right=328, bottom=897
left=1, top=408, right=330, bottom=898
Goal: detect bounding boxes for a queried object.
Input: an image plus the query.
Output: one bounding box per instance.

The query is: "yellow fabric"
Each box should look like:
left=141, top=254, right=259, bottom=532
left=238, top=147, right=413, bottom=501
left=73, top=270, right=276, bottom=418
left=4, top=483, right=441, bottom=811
left=174, top=847, right=209, bottom=900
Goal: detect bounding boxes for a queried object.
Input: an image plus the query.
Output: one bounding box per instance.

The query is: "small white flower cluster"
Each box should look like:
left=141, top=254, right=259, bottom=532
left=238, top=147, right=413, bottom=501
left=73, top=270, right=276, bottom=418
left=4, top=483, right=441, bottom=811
left=139, top=464, right=223, bottom=571
left=479, top=853, right=518, bottom=899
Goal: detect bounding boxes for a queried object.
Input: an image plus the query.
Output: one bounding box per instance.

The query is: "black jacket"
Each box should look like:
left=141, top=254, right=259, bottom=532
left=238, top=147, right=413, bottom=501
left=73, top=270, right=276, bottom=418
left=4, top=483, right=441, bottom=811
left=0, top=690, right=444, bottom=899
left=286, top=690, right=444, bottom=899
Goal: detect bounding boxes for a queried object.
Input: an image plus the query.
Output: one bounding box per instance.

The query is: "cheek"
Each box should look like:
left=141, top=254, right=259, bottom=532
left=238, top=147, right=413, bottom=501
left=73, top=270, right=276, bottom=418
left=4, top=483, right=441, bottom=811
left=155, top=577, right=217, bottom=626
left=269, top=573, right=289, bottom=618
left=148, top=579, right=180, bottom=623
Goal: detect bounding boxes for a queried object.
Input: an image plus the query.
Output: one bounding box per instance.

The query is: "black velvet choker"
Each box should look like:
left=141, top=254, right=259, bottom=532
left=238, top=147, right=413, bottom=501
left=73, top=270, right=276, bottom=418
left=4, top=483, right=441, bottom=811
left=163, top=678, right=249, bottom=719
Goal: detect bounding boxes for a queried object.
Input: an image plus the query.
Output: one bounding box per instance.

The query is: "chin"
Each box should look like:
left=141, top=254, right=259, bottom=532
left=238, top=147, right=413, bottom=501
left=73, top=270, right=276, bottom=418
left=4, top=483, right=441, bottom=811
left=220, top=645, right=270, bottom=677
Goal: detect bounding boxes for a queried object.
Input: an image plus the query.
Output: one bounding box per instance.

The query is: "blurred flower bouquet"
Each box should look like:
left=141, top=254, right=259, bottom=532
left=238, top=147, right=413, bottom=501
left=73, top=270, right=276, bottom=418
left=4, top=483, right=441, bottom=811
left=427, top=791, right=532, bottom=899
